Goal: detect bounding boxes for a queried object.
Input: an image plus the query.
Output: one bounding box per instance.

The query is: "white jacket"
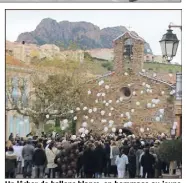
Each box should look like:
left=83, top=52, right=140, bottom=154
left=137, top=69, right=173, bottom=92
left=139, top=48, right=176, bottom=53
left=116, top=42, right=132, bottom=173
left=45, top=147, right=58, bottom=169
left=115, top=154, right=129, bottom=171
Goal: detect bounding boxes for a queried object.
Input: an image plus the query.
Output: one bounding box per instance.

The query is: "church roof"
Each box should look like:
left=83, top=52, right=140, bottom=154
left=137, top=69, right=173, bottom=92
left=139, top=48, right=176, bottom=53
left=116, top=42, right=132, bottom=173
left=113, top=31, right=145, bottom=42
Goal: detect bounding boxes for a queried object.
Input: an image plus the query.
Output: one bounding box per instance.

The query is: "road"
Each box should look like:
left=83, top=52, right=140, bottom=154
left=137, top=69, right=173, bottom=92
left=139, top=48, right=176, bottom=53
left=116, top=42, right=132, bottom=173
left=0, top=0, right=181, bottom=2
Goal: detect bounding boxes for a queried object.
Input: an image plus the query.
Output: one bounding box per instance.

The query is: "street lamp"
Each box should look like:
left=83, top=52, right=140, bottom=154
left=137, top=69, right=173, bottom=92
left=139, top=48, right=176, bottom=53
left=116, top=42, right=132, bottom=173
left=159, top=29, right=179, bottom=62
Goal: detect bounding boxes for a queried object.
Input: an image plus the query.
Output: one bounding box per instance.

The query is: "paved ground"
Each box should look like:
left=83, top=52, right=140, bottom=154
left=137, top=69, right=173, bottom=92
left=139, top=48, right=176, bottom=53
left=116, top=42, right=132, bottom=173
left=0, top=0, right=181, bottom=2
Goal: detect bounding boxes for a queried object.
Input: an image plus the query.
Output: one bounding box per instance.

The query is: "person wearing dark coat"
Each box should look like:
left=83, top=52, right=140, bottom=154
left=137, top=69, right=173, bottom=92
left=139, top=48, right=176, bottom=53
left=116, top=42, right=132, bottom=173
left=82, top=143, right=95, bottom=178
left=93, top=142, right=105, bottom=178
left=121, top=140, right=130, bottom=156
left=141, top=148, right=155, bottom=178
left=104, top=141, right=111, bottom=177
left=33, top=143, right=47, bottom=178
left=128, top=147, right=136, bottom=178
left=76, top=151, right=84, bottom=178
left=5, top=147, right=17, bottom=178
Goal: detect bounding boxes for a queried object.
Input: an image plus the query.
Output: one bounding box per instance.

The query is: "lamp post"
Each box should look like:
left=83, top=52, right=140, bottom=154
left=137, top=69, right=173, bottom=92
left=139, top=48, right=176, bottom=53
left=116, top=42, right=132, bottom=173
left=160, top=23, right=182, bottom=137
left=159, top=29, right=180, bottom=62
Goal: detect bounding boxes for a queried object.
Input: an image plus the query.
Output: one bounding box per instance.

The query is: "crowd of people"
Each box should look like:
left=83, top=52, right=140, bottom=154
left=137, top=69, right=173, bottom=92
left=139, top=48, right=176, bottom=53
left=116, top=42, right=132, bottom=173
left=5, top=131, right=176, bottom=179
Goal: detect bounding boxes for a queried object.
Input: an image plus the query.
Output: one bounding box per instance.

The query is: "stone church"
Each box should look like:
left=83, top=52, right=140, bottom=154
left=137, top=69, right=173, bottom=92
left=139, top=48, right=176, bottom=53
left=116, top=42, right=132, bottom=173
left=76, top=31, right=175, bottom=135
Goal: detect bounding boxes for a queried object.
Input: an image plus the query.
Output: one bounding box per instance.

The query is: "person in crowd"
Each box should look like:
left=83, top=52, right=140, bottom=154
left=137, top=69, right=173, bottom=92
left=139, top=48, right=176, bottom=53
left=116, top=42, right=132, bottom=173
left=9, top=133, right=14, bottom=141
left=136, top=144, right=144, bottom=177
left=115, top=149, right=129, bottom=178
left=141, top=147, right=155, bottom=178
left=5, top=147, right=17, bottom=178
left=22, top=139, right=35, bottom=178
left=94, top=141, right=105, bottom=178
left=104, top=141, right=111, bottom=177
left=149, top=147, right=158, bottom=178
left=13, top=141, right=23, bottom=175
left=83, top=143, right=95, bottom=178
left=110, top=141, right=120, bottom=177
left=33, top=143, right=47, bottom=178
left=45, top=141, right=58, bottom=178
left=128, top=147, right=136, bottom=178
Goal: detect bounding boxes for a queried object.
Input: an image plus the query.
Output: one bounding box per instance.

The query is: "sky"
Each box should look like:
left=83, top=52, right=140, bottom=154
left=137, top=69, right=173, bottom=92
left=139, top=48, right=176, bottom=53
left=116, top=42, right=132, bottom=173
left=6, top=10, right=182, bottom=64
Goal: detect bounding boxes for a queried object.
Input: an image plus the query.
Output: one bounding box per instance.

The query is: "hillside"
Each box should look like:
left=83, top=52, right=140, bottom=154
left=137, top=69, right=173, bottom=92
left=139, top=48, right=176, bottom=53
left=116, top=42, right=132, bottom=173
left=16, top=18, right=153, bottom=54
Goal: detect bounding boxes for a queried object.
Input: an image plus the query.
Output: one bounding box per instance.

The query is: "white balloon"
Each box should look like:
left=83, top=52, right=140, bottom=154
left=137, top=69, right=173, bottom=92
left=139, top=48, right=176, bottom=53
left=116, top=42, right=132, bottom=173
left=149, top=89, right=152, bottom=93
left=156, top=117, right=160, bottom=122
left=124, top=72, right=128, bottom=76
left=109, top=123, right=113, bottom=128
left=103, top=100, right=106, bottom=104
left=152, top=104, right=156, bottom=108
left=95, top=99, right=98, bottom=103
left=173, top=125, right=177, bottom=130
left=85, top=116, right=89, bottom=119
left=132, top=134, right=135, bottom=138
left=73, top=116, right=77, bottom=120
left=104, top=127, right=108, bottom=132
left=97, top=93, right=101, bottom=97
left=147, top=128, right=149, bottom=131
left=63, top=119, right=68, bottom=124
left=147, top=103, right=152, bottom=108
left=108, top=113, right=112, bottom=117
left=90, top=119, right=94, bottom=123
left=169, top=73, right=173, bottom=77
left=88, top=90, right=91, bottom=95
left=142, top=82, right=146, bottom=86
left=174, top=122, right=178, bottom=126
left=140, top=90, right=144, bottom=94
left=82, top=122, right=87, bottom=127
left=105, top=103, right=109, bottom=106
left=79, top=128, right=84, bottom=133
left=124, top=123, right=128, bottom=128
left=161, top=91, right=165, bottom=95
left=83, top=107, right=87, bottom=111
left=71, top=135, right=76, bottom=140
left=102, top=93, right=106, bottom=97
left=127, top=121, right=133, bottom=127
left=85, top=129, right=89, bottom=134
left=46, top=114, right=49, bottom=119
left=88, top=109, right=93, bottom=113
left=128, top=84, right=131, bottom=87
left=120, top=114, right=124, bottom=117
left=76, top=107, right=80, bottom=111
left=159, top=109, right=164, bottom=114
left=93, top=107, right=97, bottom=112
left=101, top=110, right=105, bottom=115
left=110, top=107, right=114, bottom=111
left=153, top=73, right=157, bottom=77
left=70, top=110, right=74, bottom=113
left=136, top=102, right=140, bottom=106
left=101, top=119, right=107, bottom=123
left=61, top=126, right=66, bottom=131
left=105, top=85, right=110, bottom=89
left=112, top=128, right=116, bottom=132
left=131, top=109, right=135, bottom=113
left=81, top=133, right=85, bottom=138
left=119, top=97, right=123, bottom=102
left=140, top=128, right=144, bottom=133
left=116, top=100, right=120, bottom=103
left=108, top=100, right=112, bottom=104
left=142, top=69, right=146, bottom=73
left=127, top=115, right=131, bottom=119
left=160, top=114, right=163, bottom=118
left=126, top=112, right=130, bottom=116
left=109, top=120, right=114, bottom=124
left=119, top=129, right=122, bottom=133
left=133, top=91, right=136, bottom=96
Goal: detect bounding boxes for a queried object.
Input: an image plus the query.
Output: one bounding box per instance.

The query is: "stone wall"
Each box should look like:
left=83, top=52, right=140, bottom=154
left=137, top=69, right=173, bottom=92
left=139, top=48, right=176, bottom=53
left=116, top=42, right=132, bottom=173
left=114, top=32, right=144, bottom=75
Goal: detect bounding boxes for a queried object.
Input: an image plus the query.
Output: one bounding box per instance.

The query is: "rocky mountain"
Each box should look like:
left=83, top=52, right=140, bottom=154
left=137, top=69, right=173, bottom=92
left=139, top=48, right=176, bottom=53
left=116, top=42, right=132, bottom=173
left=16, top=18, right=153, bottom=54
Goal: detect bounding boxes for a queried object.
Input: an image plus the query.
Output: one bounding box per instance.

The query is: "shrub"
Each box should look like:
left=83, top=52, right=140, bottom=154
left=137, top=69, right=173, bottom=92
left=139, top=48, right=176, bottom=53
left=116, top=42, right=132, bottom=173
left=158, top=137, right=182, bottom=163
